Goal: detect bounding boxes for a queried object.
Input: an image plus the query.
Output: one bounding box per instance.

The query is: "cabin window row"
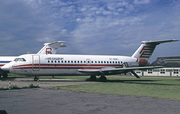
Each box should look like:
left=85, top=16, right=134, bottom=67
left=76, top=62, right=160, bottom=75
left=47, top=60, right=123, bottom=64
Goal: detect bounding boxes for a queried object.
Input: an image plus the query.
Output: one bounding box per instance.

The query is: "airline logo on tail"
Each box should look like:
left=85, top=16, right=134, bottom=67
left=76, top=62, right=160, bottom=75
left=46, top=48, right=52, bottom=54
left=139, top=45, right=155, bottom=58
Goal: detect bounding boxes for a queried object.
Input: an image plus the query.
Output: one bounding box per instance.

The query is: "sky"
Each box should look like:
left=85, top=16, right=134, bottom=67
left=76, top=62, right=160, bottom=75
left=0, top=0, right=179, bottom=63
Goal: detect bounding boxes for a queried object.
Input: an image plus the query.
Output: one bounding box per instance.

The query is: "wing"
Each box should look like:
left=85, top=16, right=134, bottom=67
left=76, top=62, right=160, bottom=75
left=101, top=66, right=163, bottom=72
left=78, top=69, right=100, bottom=74
left=78, top=66, right=163, bottom=74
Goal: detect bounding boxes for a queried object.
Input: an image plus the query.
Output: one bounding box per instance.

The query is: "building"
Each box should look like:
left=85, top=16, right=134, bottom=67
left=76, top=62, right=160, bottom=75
left=135, top=57, right=180, bottom=76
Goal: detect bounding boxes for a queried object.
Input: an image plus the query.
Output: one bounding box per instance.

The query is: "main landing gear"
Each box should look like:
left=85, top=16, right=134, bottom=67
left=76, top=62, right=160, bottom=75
left=0, top=73, right=8, bottom=79
left=131, top=71, right=140, bottom=78
left=89, top=74, right=107, bottom=81
left=99, top=74, right=107, bottom=81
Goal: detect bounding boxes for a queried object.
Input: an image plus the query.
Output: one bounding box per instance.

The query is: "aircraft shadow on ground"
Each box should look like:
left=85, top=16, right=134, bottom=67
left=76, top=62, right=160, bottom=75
left=86, top=78, right=180, bottom=86
left=0, top=77, right=30, bottom=81
left=0, top=77, right=85, bottom=82
left=1, top=77, right=180, bottom=86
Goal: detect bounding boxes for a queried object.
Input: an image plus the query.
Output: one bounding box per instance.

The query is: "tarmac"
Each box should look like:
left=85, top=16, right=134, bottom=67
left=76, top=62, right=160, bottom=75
left=0, top=78, right=100, bottom=88
left=1, top=77, right=180, bottom=114
left=1, top=88, right=180, bottom=114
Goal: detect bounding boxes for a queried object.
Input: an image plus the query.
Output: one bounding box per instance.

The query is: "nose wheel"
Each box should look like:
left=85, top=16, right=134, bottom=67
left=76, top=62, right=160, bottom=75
left=34, top=76, right=39, bottom=81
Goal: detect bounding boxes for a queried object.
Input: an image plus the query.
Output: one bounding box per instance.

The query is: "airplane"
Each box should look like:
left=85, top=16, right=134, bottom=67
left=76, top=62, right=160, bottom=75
left=0, top=41, right=66, bottom=78
left=1, top=39, right=178, bottom=81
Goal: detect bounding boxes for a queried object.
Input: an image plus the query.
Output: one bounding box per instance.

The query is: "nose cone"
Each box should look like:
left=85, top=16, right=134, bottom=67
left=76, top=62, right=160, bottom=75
left=1, top=64, right=10, bottom=72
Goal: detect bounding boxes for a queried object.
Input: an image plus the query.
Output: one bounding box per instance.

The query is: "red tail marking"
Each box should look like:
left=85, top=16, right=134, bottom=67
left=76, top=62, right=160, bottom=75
left=140, top=51, right=152, bottom=58
left=140, top=46, right=146, bottom=54
left=139, top=46, right=155, bottom=58
left=138, top=58, right=148, bottom=65
left=46, top=48, right=52, bottom=54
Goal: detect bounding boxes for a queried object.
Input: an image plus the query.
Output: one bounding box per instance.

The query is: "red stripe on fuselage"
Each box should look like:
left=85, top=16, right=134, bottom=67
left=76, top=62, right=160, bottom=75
left=12, top=64, right=122, bottom=70
left=13, top=63, right=120, bottom=67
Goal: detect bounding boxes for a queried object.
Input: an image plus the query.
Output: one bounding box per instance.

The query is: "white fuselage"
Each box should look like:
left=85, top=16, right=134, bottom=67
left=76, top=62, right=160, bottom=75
left=7, top=54, right=138, bottom=76
left=2, top=39, right=177, bottom=77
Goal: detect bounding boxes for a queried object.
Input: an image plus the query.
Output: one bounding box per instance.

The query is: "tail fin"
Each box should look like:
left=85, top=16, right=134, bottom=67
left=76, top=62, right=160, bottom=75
left=37, top=41, right=66, bottom=54
left=132, top=39, right=178, bottom=65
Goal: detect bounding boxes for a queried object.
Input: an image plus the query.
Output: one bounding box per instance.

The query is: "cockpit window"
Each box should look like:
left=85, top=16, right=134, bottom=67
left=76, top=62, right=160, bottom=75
left=14, top=58, right=26, bottom=61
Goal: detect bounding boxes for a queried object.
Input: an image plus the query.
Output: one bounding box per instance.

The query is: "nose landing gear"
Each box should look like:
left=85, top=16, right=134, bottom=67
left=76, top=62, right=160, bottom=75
left=34, top=76, right=39, bottom=81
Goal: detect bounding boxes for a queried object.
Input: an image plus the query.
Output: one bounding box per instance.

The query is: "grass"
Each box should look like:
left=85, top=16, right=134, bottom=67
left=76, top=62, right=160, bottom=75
left=50, top=77, right=180, bottom=101
left=0, top=84, right=39, bottom=90
left=5, top=74, right=180, bottom=101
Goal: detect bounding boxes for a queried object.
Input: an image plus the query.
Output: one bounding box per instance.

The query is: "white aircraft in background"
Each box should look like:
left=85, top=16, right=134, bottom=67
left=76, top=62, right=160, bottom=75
left=0, top=41, right=66, bottom=78
left=2, top=39, right=178, bottom=81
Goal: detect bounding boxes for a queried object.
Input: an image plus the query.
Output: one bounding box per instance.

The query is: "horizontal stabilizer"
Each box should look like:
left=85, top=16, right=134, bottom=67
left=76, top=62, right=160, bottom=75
left=37, top=41, right=66, bottom=54
left=141, top=39, right=178, bottom=45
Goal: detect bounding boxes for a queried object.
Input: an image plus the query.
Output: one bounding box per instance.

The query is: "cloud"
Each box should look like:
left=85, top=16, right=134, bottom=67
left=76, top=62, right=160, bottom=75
left=0, top=0, right=179, bottom=62
left=134, top=0, right=150, bottom=5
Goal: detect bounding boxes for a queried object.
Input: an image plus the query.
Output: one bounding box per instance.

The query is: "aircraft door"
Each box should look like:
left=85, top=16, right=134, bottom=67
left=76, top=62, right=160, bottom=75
left=32, top=55, right=40, bottom=71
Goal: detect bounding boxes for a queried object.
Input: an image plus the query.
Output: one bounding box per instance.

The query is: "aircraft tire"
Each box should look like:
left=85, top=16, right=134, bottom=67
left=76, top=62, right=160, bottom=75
left=34, top=78, right=38, bottom=81
left=89, top=75, right=97, bottom=81
left=2, top=73, right=8, bottom=78
left=99, top=76, right=107, bottom=82
left=0, top=110, right=7, bottom=114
